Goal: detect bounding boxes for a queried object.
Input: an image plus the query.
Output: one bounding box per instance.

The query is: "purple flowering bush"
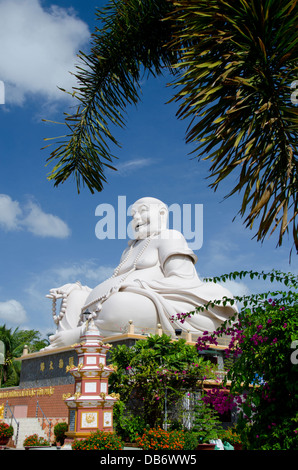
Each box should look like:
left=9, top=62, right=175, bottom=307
left=178, top=270, right=298, bottom=450
left=202, top=387, right=244, bottom=415
left=176, top=271, right=298, bottom=450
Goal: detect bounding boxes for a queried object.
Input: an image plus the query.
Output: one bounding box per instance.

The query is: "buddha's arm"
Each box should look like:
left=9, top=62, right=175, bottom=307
left=163, top=254, right=197, bottom=279
left=120, top=254, right=198, bottom=292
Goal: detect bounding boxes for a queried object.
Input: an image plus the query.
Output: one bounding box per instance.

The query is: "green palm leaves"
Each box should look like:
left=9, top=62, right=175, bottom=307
left=44, top=0, right=176, bottom=193
left=44, top=0, right=298, bottom=250
left=168, top=0, right=298, bottom=250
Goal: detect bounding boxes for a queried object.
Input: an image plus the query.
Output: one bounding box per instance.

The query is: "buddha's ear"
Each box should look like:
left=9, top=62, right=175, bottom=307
left=159, top=207, right=168, bottom=221
left=158, top=207, right=169, bottom=230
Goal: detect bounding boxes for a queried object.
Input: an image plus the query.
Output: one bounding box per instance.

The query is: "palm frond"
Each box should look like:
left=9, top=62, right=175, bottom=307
left=168, top=0, right=298, bottom=250
left=44, top=0, right=175, bottom=193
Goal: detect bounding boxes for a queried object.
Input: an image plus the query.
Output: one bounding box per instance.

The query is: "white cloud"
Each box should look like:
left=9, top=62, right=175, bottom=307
left=25, top=260, right=114, bottom=300
left=22, top=200, right=71, bottom=238
left=218, top=279, right=250, bottom=298
left=52, top=261, right=114, bottom=285
left=0, top=299, right=27, bottom=324
left=0, top=194, right=22, bottom=230
left=0, top=0, right=90, bottom=105
left=0, top=194, right=71, bottom=238
left=116, top=158, right=154, bottom=176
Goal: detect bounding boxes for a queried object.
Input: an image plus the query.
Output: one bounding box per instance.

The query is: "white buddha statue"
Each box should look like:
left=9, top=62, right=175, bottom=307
left=45, top=197, right=237, bottom=349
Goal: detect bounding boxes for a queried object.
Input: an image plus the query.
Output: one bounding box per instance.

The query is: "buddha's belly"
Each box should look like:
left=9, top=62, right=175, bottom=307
left=83, top=265, right=163, bottom=311
left=123, top=264, right=164, bottom=282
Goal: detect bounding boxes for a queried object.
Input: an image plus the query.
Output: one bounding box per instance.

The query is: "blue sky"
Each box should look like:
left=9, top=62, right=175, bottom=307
left=0, top=0, right=296, bottom=338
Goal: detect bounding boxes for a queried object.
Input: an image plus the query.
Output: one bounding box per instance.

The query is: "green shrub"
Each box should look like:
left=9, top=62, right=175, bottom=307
left=113, top=401, right=146, bottom=442
left=192, top=399, right=222, bottom=443
left=182, top=430, right=198, bottom=450
left=54, top=422, right=68, bottom=445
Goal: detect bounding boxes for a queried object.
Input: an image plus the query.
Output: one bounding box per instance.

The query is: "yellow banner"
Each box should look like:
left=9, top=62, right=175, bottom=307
left=0, top=386, right=55, bottom=399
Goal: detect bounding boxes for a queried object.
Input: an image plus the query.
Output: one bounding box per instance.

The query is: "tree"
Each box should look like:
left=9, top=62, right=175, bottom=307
left=191, top=270, right=298, bottom=450
left=11, top=329, right=50, bottom=354
left=109, top=333, right=216, bottom=428
left=0, top=326, right=49, bottom=387
left=44, top=0, right=298, bottom=251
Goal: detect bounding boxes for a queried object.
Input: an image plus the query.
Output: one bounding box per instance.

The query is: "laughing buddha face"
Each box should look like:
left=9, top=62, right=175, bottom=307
left=131, top=197, right=168, bottom=240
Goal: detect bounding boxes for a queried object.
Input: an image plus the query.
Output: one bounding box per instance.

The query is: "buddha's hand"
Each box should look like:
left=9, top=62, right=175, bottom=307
left=43, top=327, right=82, bottom=349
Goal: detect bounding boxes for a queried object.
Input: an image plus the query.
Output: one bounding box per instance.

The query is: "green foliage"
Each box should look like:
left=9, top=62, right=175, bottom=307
left=44, top=0, right=176, bottom=194
left=44, top=0, right=298, bottom=250
left=72, top=430, right=123, bottom=450
left=182, top=430, right=199, bottom=450
left=168, top=0, right=298, bottom=250
left=23, top=434, right=50, bottom=447
left=193, top=269, right=298, bottom=450
left=0, top=326, right=50, bottom=387
left=113, top=400, right=146, bottom=442
left=11, top=329, right=50, bottom=354
left=192, top=399, right=222, bottom=443
left=109, top=333, right=216, bottom=428
left=53, top=422, right=68, bottom=445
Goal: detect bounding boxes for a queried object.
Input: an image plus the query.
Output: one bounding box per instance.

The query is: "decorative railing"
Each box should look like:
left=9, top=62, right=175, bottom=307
left=35, top=401, right=51, bottom=443
left=4, top=401, right=19, bottom=446
left=117, top=320, right=230, bottom=347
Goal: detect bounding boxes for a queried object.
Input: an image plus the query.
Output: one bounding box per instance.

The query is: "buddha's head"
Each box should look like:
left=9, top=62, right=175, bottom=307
left=131, top=197, right=168, bottom=239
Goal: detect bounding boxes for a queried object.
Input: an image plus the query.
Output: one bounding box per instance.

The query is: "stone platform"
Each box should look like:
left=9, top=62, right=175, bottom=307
left=18, top=331, right=156, bottom=389
left=17, top=326, right=227, bottom=389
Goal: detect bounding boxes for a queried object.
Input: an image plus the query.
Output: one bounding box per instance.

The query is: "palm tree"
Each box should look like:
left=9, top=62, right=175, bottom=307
left=0, top=326, right=21, bottom=387
left=44, top=0, right=298, bottom=252
left=0, top=326, right=49, bottom=387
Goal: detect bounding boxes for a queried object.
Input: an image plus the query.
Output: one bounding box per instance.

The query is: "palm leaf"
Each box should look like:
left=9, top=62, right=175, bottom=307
left=44, top=0, right=176, bottom=193
left=168, top=0, right=298, bottom=250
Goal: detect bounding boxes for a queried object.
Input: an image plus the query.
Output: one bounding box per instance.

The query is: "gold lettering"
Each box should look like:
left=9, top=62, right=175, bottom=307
left=62, top=393, right=72, bottom=400
left=0, top=386, right=55, bottom=399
